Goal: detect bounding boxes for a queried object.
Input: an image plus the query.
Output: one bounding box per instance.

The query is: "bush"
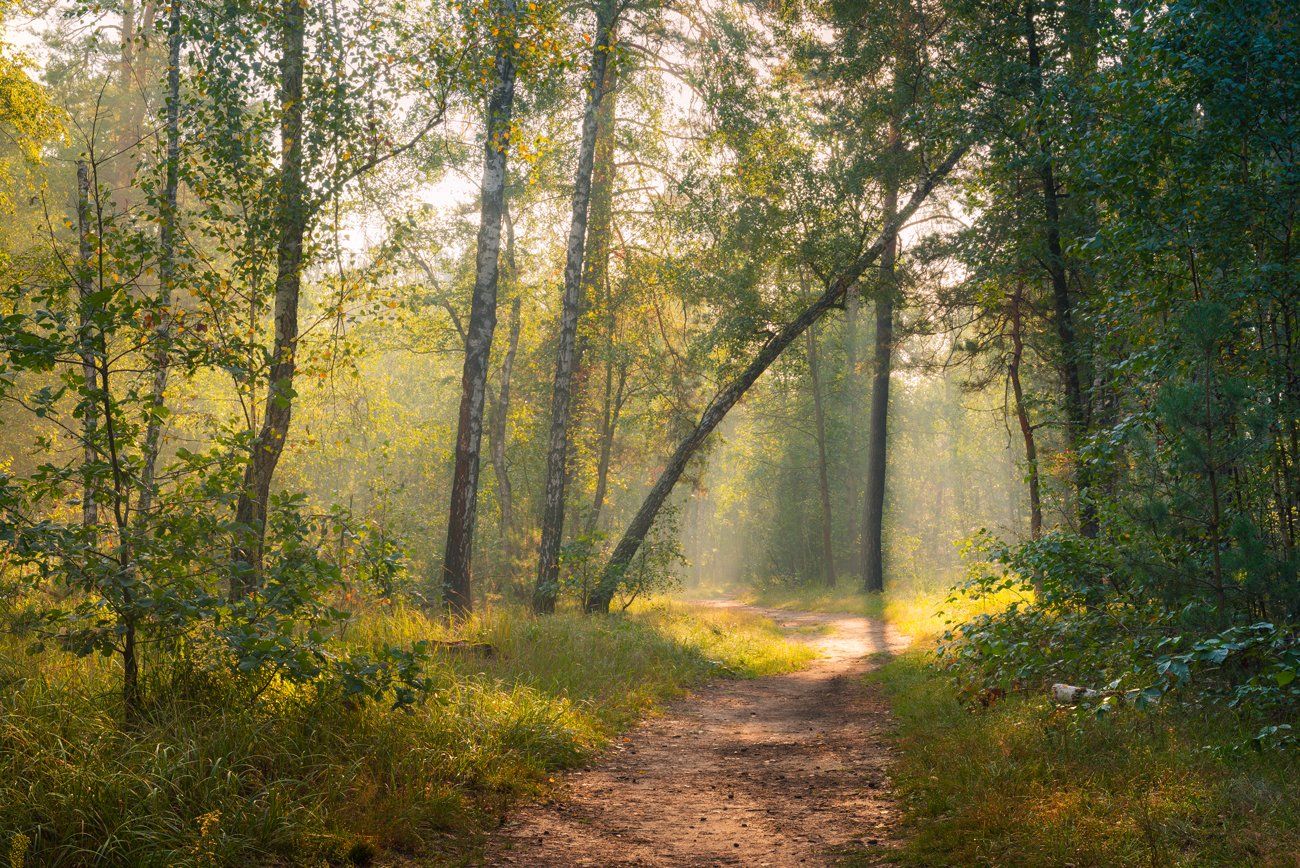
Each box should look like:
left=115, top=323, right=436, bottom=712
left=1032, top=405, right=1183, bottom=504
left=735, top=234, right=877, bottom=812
left=937, top=532, right=1299, bottom=749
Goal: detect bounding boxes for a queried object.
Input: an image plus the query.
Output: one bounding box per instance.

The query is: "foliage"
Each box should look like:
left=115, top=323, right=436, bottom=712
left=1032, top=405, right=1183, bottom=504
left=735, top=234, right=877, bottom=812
left=0, top=600, right=810, bottom=865
left=937, top=532, right=1299, bottom=749
left=0, top=0, right=1295, bottom=859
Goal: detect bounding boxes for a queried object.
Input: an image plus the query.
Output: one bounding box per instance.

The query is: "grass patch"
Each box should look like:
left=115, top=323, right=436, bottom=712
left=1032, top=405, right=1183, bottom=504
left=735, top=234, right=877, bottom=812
left=868, top=649, right=1300, bottom=867
left=0, top=600, right=811, bottom=866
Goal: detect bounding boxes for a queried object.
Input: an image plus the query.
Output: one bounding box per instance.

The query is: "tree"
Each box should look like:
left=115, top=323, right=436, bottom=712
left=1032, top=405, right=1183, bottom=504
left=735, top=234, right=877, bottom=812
left=587, top=144, right=968, bottom=612
left=441, top=0, right=519, bottom=617
left=1022, top=0, right=1095, bottom=538
left=487, top=208, right=522, bottom=572
left=534, top=0, right=623, bottom=614
left=806, top=314, right=836, bottom=586
left=229, top=0, right=306, bottom=597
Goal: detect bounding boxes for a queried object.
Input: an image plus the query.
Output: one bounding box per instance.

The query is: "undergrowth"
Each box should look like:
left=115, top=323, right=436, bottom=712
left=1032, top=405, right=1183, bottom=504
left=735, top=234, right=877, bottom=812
left=0, top=600, right=811, bottom=866
left=871, top=650, right=1300, bottom=867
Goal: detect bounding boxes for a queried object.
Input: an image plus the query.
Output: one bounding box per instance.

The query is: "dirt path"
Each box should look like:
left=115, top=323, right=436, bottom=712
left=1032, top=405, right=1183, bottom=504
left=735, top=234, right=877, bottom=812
left=484, top=600, right=911, bottom=867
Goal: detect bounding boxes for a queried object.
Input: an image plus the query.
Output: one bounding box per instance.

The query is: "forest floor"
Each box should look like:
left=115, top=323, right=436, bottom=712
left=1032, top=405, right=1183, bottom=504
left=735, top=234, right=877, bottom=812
left=484, top=600, right=910, bottom=867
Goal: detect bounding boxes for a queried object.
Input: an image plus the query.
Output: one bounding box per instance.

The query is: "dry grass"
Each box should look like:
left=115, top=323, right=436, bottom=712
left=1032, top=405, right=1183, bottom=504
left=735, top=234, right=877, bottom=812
left=871, top=650, right=1300, bottom=867
left=0, top=600, right=812, bottom=866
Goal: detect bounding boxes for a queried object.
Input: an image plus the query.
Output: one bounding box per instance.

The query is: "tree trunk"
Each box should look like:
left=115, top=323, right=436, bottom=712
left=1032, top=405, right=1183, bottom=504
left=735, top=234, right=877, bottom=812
left=588, top=361, right=627, bottom=536
left=861, top=254, right=895, bottom=594
left=136, top=0, right=182, bottom=522
left=487, top=210, right=521, bottom=571
left=1008, top=285, right=1043, bottom=541
left=230, top=0, right=306, bottom=598
left=862, top=101, right=904, bottom=594
left=582, top=59, right=621, bottom=538
left=75, top=161, right=98, bottom=532
left=534, top=1, right=619, bottom=613
left=1024, top=0, right=1095, bottom=537
left=586, top=143, right=968, bottom=612
left=842, top=282, right=860, bottom=573
left=808, top=320, right=836, bottom=587
left=442, top=6, right=518, bottom=617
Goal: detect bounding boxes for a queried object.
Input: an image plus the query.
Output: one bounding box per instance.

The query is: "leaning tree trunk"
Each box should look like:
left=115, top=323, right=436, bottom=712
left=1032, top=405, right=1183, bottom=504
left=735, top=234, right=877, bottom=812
left=230, top=0, right=306, bottom=598
left=807, top=320, right=836, bottom=587
left=533, top=0, right=619, bottom=614
left=585, top=143, right=969, bottom=612
left=442, top=6, right=518, bottom=617
left=1024, top=0, right=1094, bottom=537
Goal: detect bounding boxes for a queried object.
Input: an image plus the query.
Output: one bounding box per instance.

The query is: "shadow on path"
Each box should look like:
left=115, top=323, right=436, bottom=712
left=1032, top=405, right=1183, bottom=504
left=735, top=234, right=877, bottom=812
left=483, top=599, right=910, bottom=867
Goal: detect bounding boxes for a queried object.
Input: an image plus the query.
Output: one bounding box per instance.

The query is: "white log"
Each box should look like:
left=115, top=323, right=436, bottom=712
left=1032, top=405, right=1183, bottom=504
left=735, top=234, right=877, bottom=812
left=1052, top=683, right=1100, bottom=703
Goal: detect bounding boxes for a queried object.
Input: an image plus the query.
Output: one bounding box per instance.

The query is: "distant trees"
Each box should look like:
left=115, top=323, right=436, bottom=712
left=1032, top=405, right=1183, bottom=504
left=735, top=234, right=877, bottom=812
left=587, top=144, right=969, bottom=612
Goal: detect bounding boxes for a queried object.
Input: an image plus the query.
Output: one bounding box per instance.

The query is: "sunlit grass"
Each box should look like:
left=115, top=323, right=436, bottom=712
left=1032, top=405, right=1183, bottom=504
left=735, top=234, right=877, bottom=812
left=0, top=600, right=811, bottom=865
left=867, top=650, right=1300, bottom=867
left=630, top=599, right=818, bottom=676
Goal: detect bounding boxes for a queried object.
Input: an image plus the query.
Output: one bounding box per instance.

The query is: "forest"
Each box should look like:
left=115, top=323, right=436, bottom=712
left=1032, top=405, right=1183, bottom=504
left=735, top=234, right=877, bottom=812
left=0, top=0, right=1297, bottom=864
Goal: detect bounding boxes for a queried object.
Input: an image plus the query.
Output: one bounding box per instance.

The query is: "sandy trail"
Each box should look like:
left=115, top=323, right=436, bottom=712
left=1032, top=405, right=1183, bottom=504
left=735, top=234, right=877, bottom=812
left=484, top=600, right=911, bottom=867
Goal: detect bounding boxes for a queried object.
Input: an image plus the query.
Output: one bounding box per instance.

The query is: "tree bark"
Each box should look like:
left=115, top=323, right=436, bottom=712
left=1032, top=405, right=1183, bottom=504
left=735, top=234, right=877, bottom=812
left=862, top=95, right=905, bottom=594
left=586, top=142, right=968, bottom=612
left=136, top=0, right=182, bottom=522
left=582, top=59, right=621, bottom=538
left=808, top=319, right=836, bottom=587
left=587, top=361, right=627, bottom=536
left=861, top=246, right=895, bottom=594
left=487, top=210, right=521, bottom=571
left=75, top=161, right=98, bottom=532
left=534, top=0, right=619, bottom=613
left=1008, top=285, right=1043, bottom=541
left=230, top=0, right=306, bottom=598
left=442, top=4, right=518, bottom=617
left=1024, top=0, right=1095, bottom=537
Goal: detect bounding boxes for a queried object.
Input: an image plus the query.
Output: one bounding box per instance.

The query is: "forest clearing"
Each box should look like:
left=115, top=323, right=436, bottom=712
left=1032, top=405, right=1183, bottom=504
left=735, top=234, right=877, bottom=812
left=1, top=0, right=1298, bottom=864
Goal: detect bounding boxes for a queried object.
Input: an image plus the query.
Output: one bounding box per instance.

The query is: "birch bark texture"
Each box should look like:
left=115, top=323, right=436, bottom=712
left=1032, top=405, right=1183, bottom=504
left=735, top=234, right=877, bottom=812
left=136, top=0, right=183, bottom=523
left=533, top=0, right=621, bottom=613
left=441, top=0, right=519, bottom=617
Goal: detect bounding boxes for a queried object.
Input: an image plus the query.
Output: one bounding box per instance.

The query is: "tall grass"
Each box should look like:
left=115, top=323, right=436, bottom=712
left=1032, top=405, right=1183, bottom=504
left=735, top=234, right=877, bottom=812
left=871, top=652, right=1300, bottom=867
left=0, top=601, right=812, bottom=866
